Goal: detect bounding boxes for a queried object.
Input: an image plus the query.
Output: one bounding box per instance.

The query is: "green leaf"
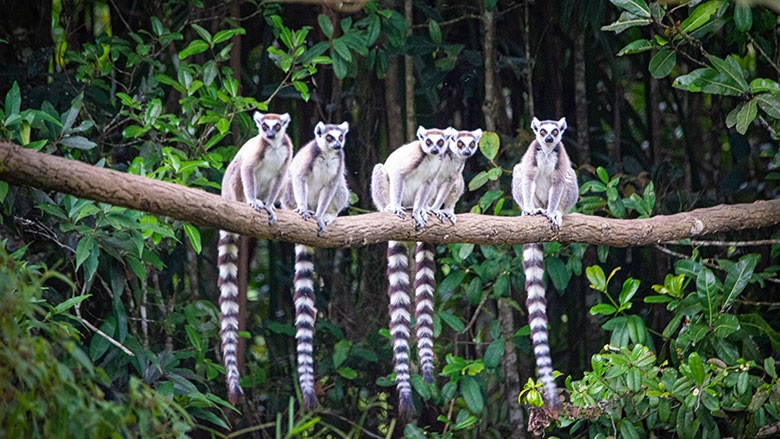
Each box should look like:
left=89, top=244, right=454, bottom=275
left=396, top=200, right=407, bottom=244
left=0, top=181, right=8, bottom=203
left=183, top=224, right=202, bottom=254
left=609, top=0, right=651, bottom=18
left=5, top=81, right=20, bottom=115
left=185, top=324, right=203, bottom=352
left=721, top=254, right=758, bottom=311
left=460, top=375, right=484, bottom=414
left=749, top=79, right=780, bottom=94
left=333, top=339, right=351, bottom=369
left=332, top=53, right=348, bottom=79
left=60, top=135, right=97, bottom=150
left=712, top=313, right=739, bottom=338
left=479, top=131, right=500, bottom=161
left=337, top=367, right=358, bottom=379
left=764, top=357, right=777, bottom=379
left=735, top=98, right=757, bottom=135
left=53, top=294, right=92, bottom=315
left=680, top=1, right=725, bottom=35
left=596, top=166, right=610, bottom=184
left=733, top=4, right=753, bottom=32
left=212, top=28, right=245, bottom=45
left=332, top=38, right=352, bottom=63
left=590, top=303, right=618, bottom=316
left=545, top=256, right=570, bottom=292
left=179, top=40, right=209, bottom=59
left=673, top=67, right=744, bottom=96
left=649, top=48, right=676, bottom=79
left=318, top=14, right=333, bottom=39
left=696, top=268, right=719, bottom=325
left=75, top=235, right=96, bottom=270
left=439, top=312, right=465, bottom=333
left=601, top=11, right=652, bottom=33
left=755, top=93, right=780, bottom=119
left=688, top=352, right=705, bottom=386
left=626, top=367, right=642, bottom=392
left=707, top=55, right=749, bottom=91
left=483, top=339, right=505, bottom=368
left=586, top=265, right=606, bottom=292
left=191, top=23, right=212, bottom=44
left=468, top=171, right=490, bottom=191
left=150, top=17, right=163, bottom=36
left=617, top=38, right=655, bottom=56
left=619, top=278, right=640, bottom=306
left=439, top=270, right=466, bottom=295
left=428, top=20, right=442, bottom=44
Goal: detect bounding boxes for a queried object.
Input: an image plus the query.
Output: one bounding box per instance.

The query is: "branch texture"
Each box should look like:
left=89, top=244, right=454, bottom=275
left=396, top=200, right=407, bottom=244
left=1, top=141, right=779, bottom=248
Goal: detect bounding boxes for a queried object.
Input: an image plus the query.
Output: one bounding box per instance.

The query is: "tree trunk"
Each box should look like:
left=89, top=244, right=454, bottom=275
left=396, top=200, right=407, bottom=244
left=573, top=26, right=589, bottom=165
left=404, top=0, right=415, bottom=140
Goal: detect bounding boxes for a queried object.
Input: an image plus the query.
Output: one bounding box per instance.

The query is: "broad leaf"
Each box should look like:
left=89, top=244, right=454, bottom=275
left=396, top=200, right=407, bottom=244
left=707, top=55, right=749, bottom=92
left=609, top=0, right=651, bottom=18
left=460, top=375, right=484, bottom=414
left=735, top=98, right=757, bottom=135
left=733, top=4, right=753, bottom=32
left=679, top=1, right=725, bottom=35
left=755, top=93, right=780, bottom=119
left=721, top=254, right=758, bottom=311
left=649, top=48, right=677, bottom=78
left=601, top=11, right=652, bottom=33
left=696, top=268, right=719, bottom=325
left=617, top=38, right=655, bottom=56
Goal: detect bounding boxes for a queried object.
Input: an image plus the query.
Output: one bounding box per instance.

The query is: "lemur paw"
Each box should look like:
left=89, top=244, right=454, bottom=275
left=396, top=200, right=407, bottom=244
left=543, top=211, right=563, bottom=231
left=315, top=217, right=329, bottom=236
left=248, top=199, right=265, bottom=212
left=264, top=204, right=277, bottom=224
left=433, top=209, right=456, bottom=225
left=412, top=208, right=429, bottom=230
left=295, top=206, right=314, bottom=220
left=385, top=205, right=406, bottom=219
left=523, top=208, right=546, bottom=217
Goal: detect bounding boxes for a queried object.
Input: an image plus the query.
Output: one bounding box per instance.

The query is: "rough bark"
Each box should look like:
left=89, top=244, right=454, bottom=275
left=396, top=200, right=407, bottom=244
left=404, top=0, right=415, bottom=140
left=2, top=141, right=779, bottom=249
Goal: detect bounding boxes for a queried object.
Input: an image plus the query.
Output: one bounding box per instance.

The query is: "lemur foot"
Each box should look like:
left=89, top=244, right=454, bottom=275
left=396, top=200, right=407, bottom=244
left=412, top=208, right=429, bottom=230
left=248, top=199, right=266, bottom=213
left=385, top=205, right=406, bottom=219
left=295, top=206, right=315, bottom=221
left=433, top=209, right=457, bottom=225
left=264, top=204, right=277, bottom=224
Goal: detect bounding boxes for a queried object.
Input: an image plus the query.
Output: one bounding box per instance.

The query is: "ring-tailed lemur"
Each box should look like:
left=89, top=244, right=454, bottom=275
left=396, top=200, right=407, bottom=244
left=370, top=126, right=453, bottom=417
left=415, top=128, right=482, bottom=383
left=511, top=117, right=578, bottom=413
left=282, top=121, right=350, bottom=409
left=218, top=111, right=293, bottom=405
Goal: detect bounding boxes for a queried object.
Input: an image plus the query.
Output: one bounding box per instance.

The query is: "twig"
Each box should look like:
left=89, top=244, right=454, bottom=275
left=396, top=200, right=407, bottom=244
left=747, top=33, right=780, bottom=76
left=463, top=289, right=490, bottom=334
left=74, top=301, right=135, bottom=357
left=441, top=397, right=456, bottom=434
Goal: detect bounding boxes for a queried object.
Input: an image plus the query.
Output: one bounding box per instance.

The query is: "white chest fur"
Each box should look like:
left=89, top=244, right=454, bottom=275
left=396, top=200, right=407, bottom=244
left=402, top=155, right=441, bottom=205
left=306, top=151, right=341, bottom=205
left=252, top=140, right=289, bottom=191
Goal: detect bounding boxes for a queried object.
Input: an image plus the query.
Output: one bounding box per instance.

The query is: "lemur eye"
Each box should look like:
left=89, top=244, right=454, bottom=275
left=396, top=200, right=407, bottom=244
left=458, top=141, right=464, bottom=148
left=540, top=129, right=547, bottom=136
left=552, top=129, right=559, bottom=135
left=274, top=124, right=281, bottom=131
left=437, top=139, right=444, bottom=146
left=339, top=135, right=344, bottom=141
left=326, top=135, right=334, bottom=142
left=469, top=142, right=475, bottom=148
left=426, top=139, right=432, bottom=146
left=262, top=123, right=269, bottom=130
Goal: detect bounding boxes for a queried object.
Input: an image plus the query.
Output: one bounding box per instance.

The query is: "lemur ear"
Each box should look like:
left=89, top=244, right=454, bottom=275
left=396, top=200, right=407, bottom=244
left=531, top=117, right=541, bottom=133
left=444, top=127, right=458, bottom=139
left=314, top=121, right=326, bottom=136
left=472, top=129, right=483, bottom=142
left=416, top=126, right=427, bottom=141
left=558, top=117, right=567, bottom=132
left=280, top=113, right=291, bottom=128
left=339, top=121, right=349, bottom=133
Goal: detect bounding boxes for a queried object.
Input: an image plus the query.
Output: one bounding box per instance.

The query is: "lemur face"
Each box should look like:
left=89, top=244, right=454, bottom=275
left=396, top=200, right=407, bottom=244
left=531, top=117, right=567, bottom=146
left=254, top=112, right=291, bottom=141
left=449, top=128, right=483, bottom=159
left=416, top=126, right=449, bottom=155
left=314, top=121, right=349, bottom=150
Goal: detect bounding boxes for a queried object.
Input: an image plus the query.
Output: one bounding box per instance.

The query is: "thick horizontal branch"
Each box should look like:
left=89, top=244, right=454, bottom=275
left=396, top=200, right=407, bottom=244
left=2, top=141, right=779, bottom=248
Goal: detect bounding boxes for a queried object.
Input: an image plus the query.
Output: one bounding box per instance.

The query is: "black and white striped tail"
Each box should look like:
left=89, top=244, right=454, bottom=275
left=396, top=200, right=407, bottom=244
left=387, top=240, right=414, bottom=417
left=218, top=231, right=243, bottom=405
left=414, top=242, right=436, bottom=383
left=523, top=243, right=560, bottom=411
left=294, top=244, right=319, bottom=410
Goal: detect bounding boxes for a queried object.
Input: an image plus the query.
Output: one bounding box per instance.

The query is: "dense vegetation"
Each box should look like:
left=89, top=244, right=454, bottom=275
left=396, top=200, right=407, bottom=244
left=1, top=0, right=778, bottom=437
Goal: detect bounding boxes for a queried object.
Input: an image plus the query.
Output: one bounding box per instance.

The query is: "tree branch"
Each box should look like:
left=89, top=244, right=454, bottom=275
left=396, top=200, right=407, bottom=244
left=1, top=141, right=779, bottom=248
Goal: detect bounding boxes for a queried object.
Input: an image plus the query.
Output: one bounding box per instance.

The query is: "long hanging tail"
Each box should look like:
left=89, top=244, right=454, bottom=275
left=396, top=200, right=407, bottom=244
left=414, top=242, right=436, bottom=383
left=523, top=243, right=560, bottom=411
left=293, top=244, right=319, bottom=410
left=218, top=231, right=243, bottom=405
left=387, top=240, right=414, bottom=417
